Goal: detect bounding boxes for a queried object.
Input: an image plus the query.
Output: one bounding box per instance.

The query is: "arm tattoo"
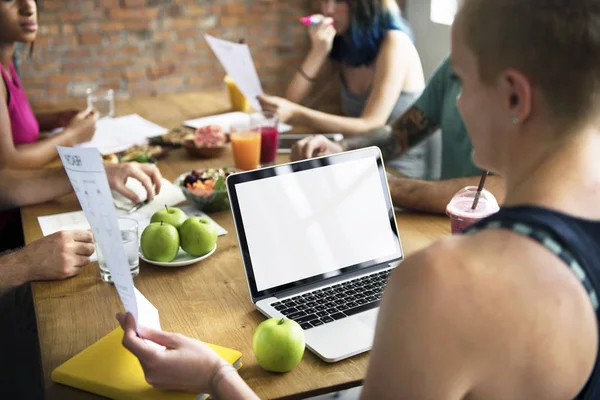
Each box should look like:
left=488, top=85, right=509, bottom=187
left=344, top=106, right=437, bottom=160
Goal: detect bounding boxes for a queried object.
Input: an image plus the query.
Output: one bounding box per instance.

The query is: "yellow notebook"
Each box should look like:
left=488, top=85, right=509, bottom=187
left=52, top=327, right=243, bottom=400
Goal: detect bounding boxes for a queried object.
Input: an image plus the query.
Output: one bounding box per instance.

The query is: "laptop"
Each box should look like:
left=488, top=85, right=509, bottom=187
left=226, top=147, right=403, bottom=362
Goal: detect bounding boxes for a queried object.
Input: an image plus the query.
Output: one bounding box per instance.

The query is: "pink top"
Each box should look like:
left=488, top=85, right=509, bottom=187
left=0, top=61, right=39, bottom=145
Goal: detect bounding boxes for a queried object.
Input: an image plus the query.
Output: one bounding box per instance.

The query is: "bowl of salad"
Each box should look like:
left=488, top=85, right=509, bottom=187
left=177, top=167, right=237, bottom=212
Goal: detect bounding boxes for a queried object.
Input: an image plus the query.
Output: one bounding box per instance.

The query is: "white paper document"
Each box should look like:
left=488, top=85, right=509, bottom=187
left=76, top=114, right=168, bottom=155
left=184, top=111, right=292, bottom=134
left=56, top=146, right=159, bottom=331
left=204, top=35, right=263, bottom=111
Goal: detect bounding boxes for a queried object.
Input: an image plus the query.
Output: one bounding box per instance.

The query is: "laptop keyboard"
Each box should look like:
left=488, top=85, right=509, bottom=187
left=270, top=269, right=392, bottom=330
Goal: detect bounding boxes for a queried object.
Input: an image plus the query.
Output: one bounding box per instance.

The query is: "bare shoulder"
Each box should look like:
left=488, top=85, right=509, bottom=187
left=383, top=29, right=414, bottom=49
left=382, top=229, right=598, bottom=399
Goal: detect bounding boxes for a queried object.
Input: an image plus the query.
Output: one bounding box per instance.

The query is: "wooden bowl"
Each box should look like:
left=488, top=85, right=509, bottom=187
left=182, top=139, right=227, bottom=158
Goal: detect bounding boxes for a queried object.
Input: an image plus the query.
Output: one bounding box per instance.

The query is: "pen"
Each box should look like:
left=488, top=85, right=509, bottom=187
left=127, top=199, right=150, bottom=214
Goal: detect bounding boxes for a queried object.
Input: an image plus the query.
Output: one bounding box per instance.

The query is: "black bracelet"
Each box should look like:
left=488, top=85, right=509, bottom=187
left=297, top=67, right=317, bottom=83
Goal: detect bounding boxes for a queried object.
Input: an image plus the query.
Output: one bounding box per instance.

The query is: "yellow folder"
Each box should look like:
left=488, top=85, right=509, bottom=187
left=52, top=327, right=243, bottom=400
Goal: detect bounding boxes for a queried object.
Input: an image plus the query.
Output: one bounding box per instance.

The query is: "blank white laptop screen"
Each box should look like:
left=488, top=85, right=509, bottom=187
left=235, top=157, right=398, bottom=292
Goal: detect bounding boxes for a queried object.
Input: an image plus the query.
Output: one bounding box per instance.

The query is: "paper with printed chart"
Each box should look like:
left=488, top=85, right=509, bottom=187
left=204, top=34, right=263, bottom=111
left=56, top=146, right=160, bottom=333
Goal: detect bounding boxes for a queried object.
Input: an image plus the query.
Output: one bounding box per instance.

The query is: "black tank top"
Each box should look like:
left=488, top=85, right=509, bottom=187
left=464, top=206, right=600, bottom=399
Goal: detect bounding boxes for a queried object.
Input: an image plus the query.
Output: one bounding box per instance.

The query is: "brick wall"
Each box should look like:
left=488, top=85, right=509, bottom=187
left=21, top=0, right=313, bottom=109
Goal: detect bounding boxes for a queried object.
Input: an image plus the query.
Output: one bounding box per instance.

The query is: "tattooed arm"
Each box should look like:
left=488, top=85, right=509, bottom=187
left=343, top=106, right=438, bottom=160
left=290, top=106, right=438, bottom=161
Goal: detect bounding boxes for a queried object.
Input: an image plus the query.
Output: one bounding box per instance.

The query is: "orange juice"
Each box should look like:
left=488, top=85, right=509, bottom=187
left=230, top=131, right=261, bottom=170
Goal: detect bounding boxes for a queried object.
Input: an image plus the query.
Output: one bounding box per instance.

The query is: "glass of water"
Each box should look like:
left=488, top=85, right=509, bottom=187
left=96, top=217, right=139, bottom=283
left=86, top=88, right=115, bottom=119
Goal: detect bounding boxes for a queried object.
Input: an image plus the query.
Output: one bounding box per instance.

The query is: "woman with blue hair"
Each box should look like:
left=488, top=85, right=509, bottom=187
left=259, top=0, right=434, bottom=179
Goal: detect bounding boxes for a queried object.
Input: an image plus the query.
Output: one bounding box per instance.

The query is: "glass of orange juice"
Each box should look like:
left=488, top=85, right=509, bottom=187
left=230, top=118, right=261, bottom=171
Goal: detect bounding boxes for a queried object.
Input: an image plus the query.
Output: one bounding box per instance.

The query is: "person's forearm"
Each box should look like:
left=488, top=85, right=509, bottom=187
left=291, top=105, right=383, bottom=136
left=212, top=369, right=260, bottom=400
left=343, top=106, right=438, bottom=159
left=0, top=167, right=72, bottom=211
left=0, top=250, right=30, bottom=295
left=0, top=131, right=75, bottom=169
left=389, top=175, right=506, bottom=214
left=286, top=50, right=329, bottom=104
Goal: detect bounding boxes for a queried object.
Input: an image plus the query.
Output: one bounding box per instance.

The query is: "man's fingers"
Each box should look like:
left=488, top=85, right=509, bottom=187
left=70, top=254, right=91, bottom=269
left=71, top=230, right=94, bottom=243
left=73, top=241, right=95, bottom=257
left=303, top=137, right=319, bottom=159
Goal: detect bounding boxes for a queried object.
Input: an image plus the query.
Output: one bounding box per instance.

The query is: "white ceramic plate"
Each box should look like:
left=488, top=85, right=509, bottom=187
left=139, top=244, right=217, bottom=268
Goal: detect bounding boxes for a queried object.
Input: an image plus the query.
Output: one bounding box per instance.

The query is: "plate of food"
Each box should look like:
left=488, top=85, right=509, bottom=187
left=102, top=145, right=168, bottom=164
left=182, top=125, right=229, bottom=159
left=148, top=127, right=194, bottom=147
left=178, top=167, right=237, bottom=212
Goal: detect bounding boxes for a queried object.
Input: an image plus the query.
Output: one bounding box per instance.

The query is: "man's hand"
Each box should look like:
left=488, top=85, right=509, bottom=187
left=290, top=134, right=344, bottom=161
left=21, top=231, right=95, bottom=282
left=105, top=162, right=162, bottom=204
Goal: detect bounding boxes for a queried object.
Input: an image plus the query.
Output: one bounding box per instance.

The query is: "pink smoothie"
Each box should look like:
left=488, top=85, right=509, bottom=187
left=260, top=126, right=278, bottom=165
left=446, top=196, right=499, bottom=234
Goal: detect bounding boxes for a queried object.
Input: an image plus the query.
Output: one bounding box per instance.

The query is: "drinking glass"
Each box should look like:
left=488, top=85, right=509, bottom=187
left=86, top=88, right=115, bottom=119
left=251, top=111, right=279, bottom=167
left=230, top=117, right=261, bottom=171
left=95, top=217, right=139, bottom=283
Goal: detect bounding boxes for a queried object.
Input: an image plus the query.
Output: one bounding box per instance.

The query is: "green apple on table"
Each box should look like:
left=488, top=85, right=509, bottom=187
left=150, top=205, right=187, bottom=230
left=253, top=318, right=306, bottom=373
left=140, top=221, right=180, bottom=262
left=179, top=216, right=217, bottom=256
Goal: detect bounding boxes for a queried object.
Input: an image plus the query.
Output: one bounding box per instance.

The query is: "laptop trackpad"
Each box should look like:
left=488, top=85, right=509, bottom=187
left=357, top=308, right=379, bottom=330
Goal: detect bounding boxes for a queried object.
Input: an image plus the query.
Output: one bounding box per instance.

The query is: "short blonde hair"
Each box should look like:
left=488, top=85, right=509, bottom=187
left=456, top=0, right=600, bottom=128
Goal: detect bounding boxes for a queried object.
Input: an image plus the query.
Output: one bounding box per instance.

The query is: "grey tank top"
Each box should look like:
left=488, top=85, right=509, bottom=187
left=340, top=77, right=440, bottom=180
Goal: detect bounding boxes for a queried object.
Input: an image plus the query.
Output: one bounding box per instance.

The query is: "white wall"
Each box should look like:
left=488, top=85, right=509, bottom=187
left=404, top=0, right=452, bottom=80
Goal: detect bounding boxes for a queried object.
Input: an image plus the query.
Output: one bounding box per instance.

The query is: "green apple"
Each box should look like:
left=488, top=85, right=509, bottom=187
left=179, top=217, right=217, bottom=256
left=140, top=221, right=180, bottom=262
left=253, top=318, right=305, bottom=373
left=150, top=205, right=187, bottom=230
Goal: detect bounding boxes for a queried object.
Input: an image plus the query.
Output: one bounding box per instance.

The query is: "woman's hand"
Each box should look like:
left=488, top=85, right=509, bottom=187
left=308, top=15, right=336, bottom=56
left=54, top=109, right=80, bottom=128
left=258, top=95, right=299, bottom=123
left=63, top=109, right=99, bottom=144
left=117, top=312, right=227, bottom=394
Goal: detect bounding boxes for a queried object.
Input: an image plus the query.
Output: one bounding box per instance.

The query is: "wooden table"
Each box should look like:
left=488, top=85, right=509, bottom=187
left=21, top=90, right=451, bottom=400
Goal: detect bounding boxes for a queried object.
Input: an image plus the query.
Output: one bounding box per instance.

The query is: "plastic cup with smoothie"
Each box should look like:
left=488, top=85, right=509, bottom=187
left=446, top=186, right=500, bottom=234
left=251, top=111, right=279, bottom=167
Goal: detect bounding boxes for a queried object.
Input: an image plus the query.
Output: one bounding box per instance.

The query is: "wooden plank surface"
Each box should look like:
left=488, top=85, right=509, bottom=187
left=21, top=90, right=451, bottom=399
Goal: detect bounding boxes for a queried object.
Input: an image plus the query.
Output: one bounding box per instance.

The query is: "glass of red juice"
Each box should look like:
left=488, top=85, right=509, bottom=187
left=251, top=111, right=279, bottom=167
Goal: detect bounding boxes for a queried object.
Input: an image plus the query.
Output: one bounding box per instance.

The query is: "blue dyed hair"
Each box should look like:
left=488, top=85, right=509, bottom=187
left=329, top=0, right=414, bottom=67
